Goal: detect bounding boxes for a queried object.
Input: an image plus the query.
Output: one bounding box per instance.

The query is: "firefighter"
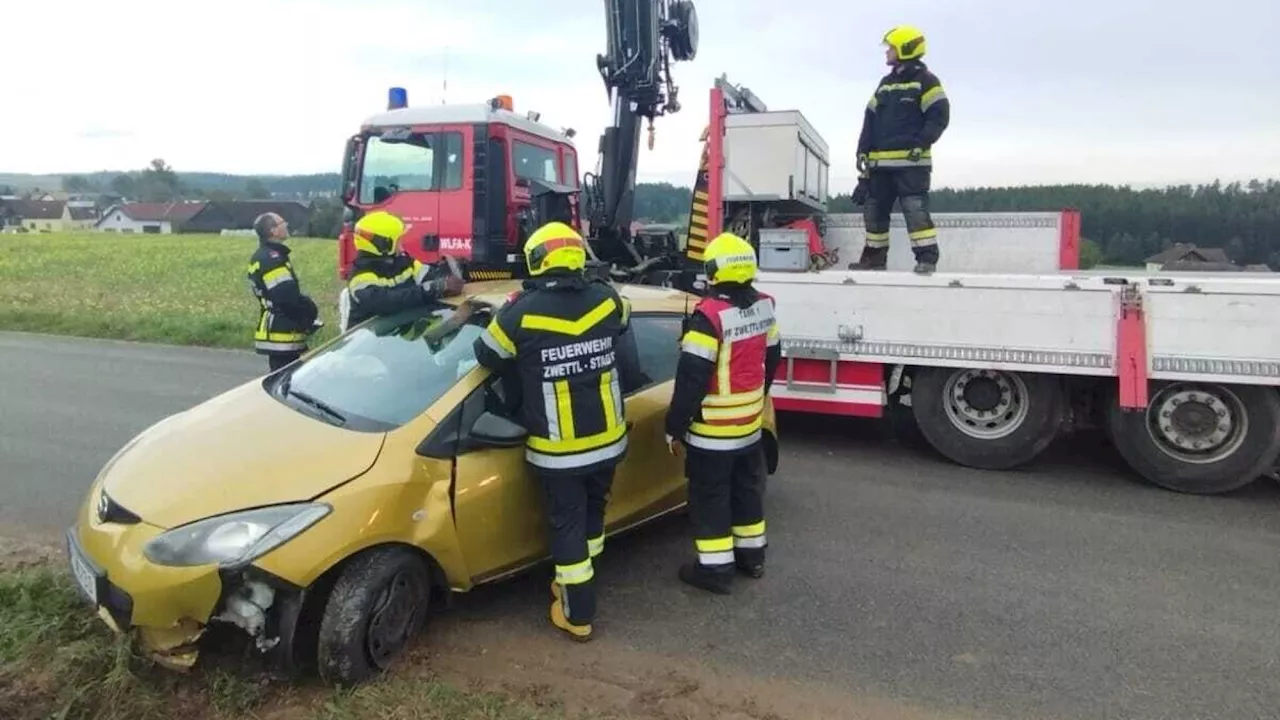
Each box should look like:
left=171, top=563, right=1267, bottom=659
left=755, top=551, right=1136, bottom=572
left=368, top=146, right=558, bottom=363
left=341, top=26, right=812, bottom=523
left=472, top=220, right=640, bottom=642
left=665, top=231, right=782, bottom=594
left=343, top=210, right=464, bottom=328
left=849, top=25, right=951, bottom=274
left=246, top=212, right=321, bottom=371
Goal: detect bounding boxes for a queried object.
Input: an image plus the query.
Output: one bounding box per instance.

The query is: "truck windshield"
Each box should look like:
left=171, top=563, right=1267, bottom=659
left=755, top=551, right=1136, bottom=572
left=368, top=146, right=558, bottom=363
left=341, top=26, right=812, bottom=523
left=272, top=303, right=486, bottom=432
left=360, top=134, right=435, bottom=204
left=513, top=140, right=560, bottom=183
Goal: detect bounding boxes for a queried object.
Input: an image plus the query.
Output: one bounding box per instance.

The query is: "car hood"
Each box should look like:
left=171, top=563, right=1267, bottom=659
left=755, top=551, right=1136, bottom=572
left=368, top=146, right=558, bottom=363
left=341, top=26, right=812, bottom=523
left=101, top=379, right=385, bottom=529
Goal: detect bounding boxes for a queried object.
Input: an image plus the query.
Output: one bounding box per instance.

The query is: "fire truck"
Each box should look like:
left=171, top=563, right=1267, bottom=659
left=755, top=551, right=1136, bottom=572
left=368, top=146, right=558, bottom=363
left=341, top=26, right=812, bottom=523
left=335, top=2, right=1280, bottom=497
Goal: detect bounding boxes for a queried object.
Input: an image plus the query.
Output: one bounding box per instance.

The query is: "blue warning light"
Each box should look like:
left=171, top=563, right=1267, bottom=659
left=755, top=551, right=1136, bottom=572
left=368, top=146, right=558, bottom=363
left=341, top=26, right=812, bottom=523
left=387, top=87, right=408, bottom=110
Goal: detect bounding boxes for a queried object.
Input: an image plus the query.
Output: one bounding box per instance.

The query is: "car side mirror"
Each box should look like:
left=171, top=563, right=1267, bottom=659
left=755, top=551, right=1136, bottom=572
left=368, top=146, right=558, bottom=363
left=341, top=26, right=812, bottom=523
left=465, top=411, right=528, bottom=449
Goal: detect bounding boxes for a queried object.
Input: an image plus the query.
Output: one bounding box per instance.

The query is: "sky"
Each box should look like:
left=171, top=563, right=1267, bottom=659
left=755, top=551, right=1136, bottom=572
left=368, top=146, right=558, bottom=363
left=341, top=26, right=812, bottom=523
left=4, top=0, right=1278, bottom=193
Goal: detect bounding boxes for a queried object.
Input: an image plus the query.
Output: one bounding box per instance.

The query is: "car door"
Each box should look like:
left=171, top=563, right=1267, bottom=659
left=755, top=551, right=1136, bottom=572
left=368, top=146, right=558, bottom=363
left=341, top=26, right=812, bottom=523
left=445, top=312, right=687, bottom=584
left=601, top=312, right=688, bottom=530
left=444, top=372, right=549, bottom=585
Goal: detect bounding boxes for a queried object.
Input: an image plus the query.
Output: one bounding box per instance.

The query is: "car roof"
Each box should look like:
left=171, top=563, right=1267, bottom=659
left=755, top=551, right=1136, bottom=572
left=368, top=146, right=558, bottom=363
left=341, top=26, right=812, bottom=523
left=446, top=279, right=697, bottom=314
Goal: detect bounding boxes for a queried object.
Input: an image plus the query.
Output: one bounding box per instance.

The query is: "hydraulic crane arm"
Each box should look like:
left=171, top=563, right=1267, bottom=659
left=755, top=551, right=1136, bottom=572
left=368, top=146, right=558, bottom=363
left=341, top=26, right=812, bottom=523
left=582, top=0, right=698, bottom=265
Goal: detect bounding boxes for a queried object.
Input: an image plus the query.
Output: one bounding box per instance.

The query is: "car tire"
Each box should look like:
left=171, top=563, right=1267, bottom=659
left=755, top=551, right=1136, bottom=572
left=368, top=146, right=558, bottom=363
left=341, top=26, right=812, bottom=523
left=316, top=546, right=433, bottom=686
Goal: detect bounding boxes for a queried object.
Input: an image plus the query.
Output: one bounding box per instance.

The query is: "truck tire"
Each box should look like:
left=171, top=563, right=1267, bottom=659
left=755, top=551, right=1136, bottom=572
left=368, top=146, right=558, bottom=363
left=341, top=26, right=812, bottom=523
left=1106, top=381, right=1280, bottom=495
left=911, top=366, right=1064, bottom=470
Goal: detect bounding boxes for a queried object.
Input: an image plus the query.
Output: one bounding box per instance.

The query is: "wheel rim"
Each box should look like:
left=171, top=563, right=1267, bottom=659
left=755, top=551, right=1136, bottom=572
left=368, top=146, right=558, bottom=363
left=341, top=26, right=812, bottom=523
left=1146, top=383, right=1247, bottom=464
left=942, top=369, right=1030, bottom=440
left=364, top=569, right=428, bottom=669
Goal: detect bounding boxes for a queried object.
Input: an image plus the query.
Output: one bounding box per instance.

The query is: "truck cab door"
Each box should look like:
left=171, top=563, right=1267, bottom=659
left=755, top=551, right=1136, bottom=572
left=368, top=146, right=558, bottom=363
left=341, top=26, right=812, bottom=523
left=358, top=130, right=441, bottom=266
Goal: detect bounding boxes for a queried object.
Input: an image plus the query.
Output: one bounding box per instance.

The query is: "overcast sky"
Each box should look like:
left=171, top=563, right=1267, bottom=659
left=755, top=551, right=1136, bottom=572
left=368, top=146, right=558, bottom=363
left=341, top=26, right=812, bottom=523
left=4, top=0, right=1277, bottom=193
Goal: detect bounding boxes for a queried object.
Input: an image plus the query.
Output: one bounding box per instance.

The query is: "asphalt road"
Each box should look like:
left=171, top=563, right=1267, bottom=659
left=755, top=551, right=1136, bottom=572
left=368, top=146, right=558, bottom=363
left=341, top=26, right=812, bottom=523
left=4, top=330, right=1280, bottom=720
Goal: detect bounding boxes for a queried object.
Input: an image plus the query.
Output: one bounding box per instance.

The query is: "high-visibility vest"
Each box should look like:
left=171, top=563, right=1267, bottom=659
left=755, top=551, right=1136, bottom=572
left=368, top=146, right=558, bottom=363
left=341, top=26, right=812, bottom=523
left=681, top=292, right=779, bottom=451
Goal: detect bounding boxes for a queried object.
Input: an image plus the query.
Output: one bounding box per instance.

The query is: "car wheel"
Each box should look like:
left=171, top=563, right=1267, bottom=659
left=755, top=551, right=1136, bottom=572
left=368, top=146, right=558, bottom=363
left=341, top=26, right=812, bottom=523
left=316, top=546, right=433, bottom=685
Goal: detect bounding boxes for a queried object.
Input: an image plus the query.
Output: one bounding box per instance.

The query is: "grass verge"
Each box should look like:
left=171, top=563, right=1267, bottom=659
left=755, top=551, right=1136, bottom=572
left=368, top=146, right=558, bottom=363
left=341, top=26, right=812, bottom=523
left=0, top=561, right=568, bottom=720
left=0, top=232, right=345, bottom=349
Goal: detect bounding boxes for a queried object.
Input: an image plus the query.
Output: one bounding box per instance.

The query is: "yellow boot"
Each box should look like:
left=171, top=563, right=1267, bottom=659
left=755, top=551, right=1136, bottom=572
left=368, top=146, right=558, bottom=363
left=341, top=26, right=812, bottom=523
left=549, top=599, right=592, bottom=642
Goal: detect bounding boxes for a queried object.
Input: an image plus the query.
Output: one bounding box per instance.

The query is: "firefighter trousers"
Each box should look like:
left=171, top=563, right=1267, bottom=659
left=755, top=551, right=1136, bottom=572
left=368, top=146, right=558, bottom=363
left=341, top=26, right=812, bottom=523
left=859, top=166, right=939, bottom=266
left=267, top=350, right=303, bottom=371
left=535, top=465, right=615, bottom=627
left=685, top=442, right=768, bottom=574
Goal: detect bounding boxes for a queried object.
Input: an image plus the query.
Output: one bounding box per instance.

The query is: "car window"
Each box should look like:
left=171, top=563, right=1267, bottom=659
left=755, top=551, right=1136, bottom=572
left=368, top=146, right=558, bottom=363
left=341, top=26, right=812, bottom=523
left=273, top=304, right=484, bottom=432
left=622, top=314, right=683, bottom=393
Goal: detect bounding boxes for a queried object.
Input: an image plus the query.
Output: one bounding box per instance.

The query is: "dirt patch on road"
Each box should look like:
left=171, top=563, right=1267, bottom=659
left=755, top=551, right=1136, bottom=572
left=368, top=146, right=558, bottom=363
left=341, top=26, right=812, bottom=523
left=417, top=616, right=966, bottom=720
left=0, top=534, right=62, bottom=571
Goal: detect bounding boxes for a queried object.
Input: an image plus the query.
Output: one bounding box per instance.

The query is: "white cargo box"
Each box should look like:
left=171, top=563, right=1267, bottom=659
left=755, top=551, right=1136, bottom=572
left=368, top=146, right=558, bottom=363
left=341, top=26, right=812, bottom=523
left=723, top=110, right=829, bottom=210
left=758, top=228, right=810, bottom=271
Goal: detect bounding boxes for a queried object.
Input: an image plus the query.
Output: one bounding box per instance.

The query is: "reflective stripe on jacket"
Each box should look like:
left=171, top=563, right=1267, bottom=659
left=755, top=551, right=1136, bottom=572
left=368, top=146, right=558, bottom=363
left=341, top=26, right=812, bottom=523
left=472, top=272, right=637, bottom=474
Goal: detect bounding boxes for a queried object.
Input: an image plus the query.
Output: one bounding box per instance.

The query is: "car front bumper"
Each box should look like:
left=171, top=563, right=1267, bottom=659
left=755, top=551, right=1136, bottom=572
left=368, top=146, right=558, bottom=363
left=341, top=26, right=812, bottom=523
left=66, top=510, right=223, bottom=671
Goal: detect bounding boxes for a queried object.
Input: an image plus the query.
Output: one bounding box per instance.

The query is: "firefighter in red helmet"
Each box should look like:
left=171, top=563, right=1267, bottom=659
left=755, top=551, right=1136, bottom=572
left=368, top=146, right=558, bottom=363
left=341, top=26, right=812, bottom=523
left=665, top=231, right=782, bottom=593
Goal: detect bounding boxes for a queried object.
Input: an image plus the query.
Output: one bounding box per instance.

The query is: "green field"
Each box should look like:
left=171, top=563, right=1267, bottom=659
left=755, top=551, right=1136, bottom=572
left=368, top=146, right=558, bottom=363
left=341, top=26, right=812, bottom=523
left=0, top=232, right=346, bottom=349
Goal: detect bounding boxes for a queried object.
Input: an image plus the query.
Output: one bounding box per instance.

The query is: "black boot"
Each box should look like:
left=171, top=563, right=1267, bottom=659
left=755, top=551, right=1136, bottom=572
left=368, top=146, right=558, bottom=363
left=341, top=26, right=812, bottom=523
left=679, top=562, right=733, bottom=595
left=912, top=245, right=939, bottom=274
left=736, top=561, right=764, bottom=579
left=848, top=245, right=888, bottom=271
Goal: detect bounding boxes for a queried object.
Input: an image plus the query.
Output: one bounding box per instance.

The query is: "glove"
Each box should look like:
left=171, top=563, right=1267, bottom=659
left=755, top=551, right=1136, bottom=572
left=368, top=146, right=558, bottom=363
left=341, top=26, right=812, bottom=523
left=308, top=319, right=324, bottom=334
left=907, top=147, right=924, bottom=162
left=851, top=177, right=870, bottom=206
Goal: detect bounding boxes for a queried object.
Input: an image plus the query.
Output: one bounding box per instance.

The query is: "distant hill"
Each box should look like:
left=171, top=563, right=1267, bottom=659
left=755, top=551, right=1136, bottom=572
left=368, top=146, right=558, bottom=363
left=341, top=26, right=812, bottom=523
left=0, top=171, right=343, bottom=198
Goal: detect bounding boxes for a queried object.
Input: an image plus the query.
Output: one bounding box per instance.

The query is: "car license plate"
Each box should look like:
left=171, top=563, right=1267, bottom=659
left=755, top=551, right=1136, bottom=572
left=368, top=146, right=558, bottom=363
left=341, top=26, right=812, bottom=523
left=69, top=544, right=98, bottom=606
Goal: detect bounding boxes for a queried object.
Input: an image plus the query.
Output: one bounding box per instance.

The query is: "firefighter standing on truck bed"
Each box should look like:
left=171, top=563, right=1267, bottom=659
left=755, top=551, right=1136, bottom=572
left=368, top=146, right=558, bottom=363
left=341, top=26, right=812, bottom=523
left=665, top=231, right=781, bottom=594
left=343, top=210, right=465, bottom=329
left=246, top=212, right=322, bottom=371
left=472, top=220, right=641, bottom=642
left=849, top=25, right=950, bottom=274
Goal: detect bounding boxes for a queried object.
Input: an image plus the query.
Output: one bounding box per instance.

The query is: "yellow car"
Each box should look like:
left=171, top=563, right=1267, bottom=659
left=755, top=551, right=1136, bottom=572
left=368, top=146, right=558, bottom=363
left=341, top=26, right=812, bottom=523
left=65, top=280, right=779, bottom=685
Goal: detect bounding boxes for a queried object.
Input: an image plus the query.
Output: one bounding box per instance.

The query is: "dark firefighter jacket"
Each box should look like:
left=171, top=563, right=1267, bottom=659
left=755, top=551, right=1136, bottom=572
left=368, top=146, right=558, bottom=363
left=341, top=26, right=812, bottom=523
left=856, top=60, right=950, bottom=169
left=246, top=240, right=318, bottom=354
left=472, top=271, right=642, bottom=475
left=345, top=251, right=436, bottom=328
left=666, top=282, right=782, bottom=453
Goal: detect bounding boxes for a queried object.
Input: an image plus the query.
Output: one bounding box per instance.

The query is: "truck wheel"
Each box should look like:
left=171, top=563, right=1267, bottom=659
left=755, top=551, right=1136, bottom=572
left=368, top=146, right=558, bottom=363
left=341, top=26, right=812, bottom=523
left=912, top=366, right=1063, bottom=470
left=316, top=546, right=433, bottom=686
left=1106, top=382, right=1280, bottom=495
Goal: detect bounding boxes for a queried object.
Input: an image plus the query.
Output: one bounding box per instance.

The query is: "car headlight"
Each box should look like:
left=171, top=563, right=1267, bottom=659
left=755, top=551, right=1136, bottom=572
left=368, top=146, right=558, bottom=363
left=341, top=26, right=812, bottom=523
left=143, top=502, right=331, bottom=569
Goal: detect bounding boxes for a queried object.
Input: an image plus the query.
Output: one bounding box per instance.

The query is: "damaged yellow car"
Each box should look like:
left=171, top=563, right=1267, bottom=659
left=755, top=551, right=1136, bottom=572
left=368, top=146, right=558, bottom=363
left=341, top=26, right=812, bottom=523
left=66, top=280, right=779, bottom=685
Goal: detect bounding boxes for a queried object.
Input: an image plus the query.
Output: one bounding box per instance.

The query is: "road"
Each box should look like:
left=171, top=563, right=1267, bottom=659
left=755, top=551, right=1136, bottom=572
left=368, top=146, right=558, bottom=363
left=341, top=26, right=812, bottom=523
left=4, top=330, right=1280, bottom=720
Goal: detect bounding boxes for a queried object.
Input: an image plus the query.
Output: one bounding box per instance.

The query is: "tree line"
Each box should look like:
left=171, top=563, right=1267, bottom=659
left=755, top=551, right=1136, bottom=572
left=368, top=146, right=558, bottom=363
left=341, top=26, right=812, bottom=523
left=6, top=166, right=1277, bottom=268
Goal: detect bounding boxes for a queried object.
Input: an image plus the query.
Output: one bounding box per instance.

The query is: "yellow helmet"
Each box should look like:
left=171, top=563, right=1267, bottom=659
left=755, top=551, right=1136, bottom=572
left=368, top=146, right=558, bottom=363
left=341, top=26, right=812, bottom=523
left=353, top=210, right=406, bottom=256
left=702, top=232, right=757, bottom=285
left=883, top=25, right=926, bottom=62
left=524, top=221, right=587, bottom=276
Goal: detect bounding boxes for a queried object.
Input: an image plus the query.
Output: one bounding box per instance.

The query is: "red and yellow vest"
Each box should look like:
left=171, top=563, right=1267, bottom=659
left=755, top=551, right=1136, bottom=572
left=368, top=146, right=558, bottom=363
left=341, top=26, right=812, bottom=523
left=680, top=292, right=779, bottom=451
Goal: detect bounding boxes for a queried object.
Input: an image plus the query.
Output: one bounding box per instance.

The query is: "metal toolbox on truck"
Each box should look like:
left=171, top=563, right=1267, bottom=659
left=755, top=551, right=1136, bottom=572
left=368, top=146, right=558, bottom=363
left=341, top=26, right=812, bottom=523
left=758, top=228, right=810, bottom=271
left=723, top=110, right=829, bottom=211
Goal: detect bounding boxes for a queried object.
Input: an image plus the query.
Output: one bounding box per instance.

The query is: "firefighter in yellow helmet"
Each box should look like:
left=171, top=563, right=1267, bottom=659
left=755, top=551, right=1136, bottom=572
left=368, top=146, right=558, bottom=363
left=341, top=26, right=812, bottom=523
left=665, top=232, right=781, bottom=594
left=472, top=221, right=643, bottom=641
left=851, top=25, right=950, bottom=274
left=343, top=211, right=464, bottom=329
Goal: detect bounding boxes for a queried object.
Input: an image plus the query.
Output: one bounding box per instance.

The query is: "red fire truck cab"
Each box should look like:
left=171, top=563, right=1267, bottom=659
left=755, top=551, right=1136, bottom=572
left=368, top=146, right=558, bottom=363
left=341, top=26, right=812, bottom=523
left=337, top=90, right=582, bottom=280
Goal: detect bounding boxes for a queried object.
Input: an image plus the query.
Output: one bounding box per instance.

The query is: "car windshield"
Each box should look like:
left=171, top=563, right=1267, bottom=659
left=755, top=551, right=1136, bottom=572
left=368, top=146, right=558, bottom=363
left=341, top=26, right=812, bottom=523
left=272, top=303, right=487, bottom=432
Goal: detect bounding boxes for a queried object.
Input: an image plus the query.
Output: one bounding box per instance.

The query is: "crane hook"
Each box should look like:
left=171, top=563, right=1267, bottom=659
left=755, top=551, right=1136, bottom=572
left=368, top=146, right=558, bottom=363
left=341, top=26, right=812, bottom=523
left=647, top=120, right=655, bottom=150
